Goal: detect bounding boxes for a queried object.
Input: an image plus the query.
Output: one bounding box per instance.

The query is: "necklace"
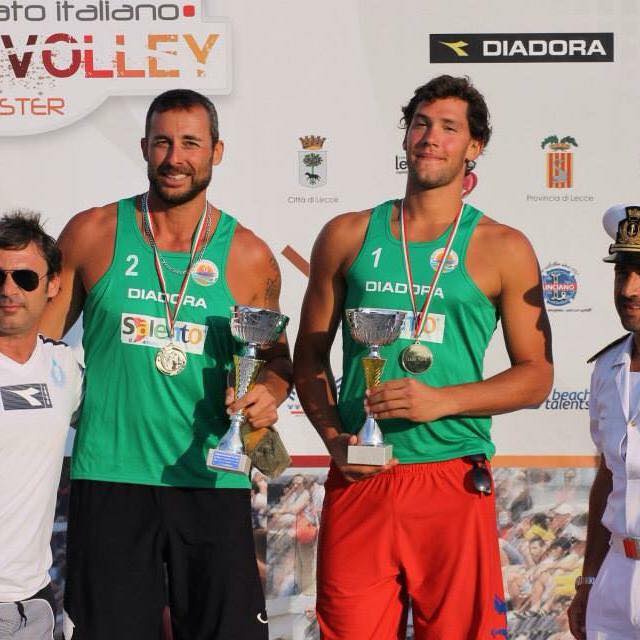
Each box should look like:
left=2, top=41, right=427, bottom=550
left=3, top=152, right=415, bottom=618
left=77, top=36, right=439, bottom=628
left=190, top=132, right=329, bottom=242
left=141, top=193, right=212, bottom=276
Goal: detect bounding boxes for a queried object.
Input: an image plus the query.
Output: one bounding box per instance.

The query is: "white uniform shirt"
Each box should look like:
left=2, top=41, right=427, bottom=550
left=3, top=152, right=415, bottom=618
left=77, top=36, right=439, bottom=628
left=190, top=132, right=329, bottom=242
left=590, top=334, right=640, bottom=538
left=0, top=336, right=83, bottom=601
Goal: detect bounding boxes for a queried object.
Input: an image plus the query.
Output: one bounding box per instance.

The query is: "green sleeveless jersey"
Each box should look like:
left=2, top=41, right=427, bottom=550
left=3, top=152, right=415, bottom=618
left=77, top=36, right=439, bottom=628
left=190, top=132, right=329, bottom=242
left=72, top=196, right=249, bottom=489
left=338, top=200, right=499, bottom=463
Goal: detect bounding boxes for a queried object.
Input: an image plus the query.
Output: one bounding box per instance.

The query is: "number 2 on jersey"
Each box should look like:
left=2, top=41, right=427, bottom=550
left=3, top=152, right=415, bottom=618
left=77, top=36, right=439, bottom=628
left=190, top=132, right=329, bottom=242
left=125, top=254, right=139, bottom=277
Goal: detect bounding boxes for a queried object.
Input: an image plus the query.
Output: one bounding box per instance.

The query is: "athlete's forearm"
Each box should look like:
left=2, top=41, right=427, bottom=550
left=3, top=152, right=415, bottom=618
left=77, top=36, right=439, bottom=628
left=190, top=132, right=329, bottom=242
left=259, top=355, right=293, bottom=406
left=582, top=457, right=612, bottom=579
left=438, top=359, right=553, bottom=417
left=293, top=352, right=345, bottom=448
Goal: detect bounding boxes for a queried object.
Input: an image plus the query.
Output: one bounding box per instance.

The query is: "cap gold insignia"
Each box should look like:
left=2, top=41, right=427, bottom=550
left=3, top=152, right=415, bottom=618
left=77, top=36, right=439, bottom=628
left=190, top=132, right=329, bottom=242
left=609, top=206, right=640, bottom=256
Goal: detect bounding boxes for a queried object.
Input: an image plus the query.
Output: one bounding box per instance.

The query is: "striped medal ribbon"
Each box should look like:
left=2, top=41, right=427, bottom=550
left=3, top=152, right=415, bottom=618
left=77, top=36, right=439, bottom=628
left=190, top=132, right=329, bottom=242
left=399, top=199, right=464, bottom=373
left=142, top=192, right=209, bottom=376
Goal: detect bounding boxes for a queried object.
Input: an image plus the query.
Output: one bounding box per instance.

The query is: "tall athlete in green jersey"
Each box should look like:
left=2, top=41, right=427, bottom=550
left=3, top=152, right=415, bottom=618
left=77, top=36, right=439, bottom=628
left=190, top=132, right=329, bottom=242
left=294, top=76, right=553, bottom=640
left=42, top=90, right=292, bottom=640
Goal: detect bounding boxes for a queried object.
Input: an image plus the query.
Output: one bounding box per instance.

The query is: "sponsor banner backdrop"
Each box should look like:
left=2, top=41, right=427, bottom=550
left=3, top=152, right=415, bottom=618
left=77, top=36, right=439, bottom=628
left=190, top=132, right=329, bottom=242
left=2, top=0, right=628, bottom=455
left=3, top=2, right=633, bottom=635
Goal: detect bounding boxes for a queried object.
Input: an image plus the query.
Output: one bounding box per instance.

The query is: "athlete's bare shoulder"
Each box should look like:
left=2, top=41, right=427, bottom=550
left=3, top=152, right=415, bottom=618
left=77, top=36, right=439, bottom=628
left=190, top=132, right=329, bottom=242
left=228, top=221, right=281, bottom=308
left=473, top=214, right=537, bottom=261
left=313, top=208, right=373, bottom=274
left=229, top=221, right=274, bottom=268
left=59, top=202, right=118, bottom=262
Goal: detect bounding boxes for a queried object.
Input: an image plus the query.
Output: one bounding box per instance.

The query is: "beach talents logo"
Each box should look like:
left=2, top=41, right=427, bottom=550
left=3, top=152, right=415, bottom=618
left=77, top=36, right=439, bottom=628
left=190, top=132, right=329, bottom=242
left=542, top=135, right=578, bottom=189
left=542, top=263, right=578, bottom=307
left=298, top=135, right=327, bottom=188
left=191, top=258, right=218, bottom=286
left=0, top=0, right=231, bottom=136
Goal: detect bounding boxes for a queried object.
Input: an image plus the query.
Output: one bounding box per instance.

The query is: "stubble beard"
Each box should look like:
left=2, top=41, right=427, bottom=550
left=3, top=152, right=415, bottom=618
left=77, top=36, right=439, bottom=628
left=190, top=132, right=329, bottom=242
left=407, top=161, right=462, bottom=192
left=147, top=164, right=212, bottom=207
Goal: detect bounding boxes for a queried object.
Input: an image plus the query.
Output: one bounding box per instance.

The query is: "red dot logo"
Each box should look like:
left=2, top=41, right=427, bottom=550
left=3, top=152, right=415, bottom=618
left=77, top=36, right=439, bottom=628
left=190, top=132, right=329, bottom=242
left=183, top=4, right=195, bottom=17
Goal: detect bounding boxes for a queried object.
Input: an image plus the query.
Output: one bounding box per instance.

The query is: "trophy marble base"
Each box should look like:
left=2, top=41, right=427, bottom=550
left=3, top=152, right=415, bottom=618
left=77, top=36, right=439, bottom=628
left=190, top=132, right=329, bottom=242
left=206, top=448, right=252, bottom=475
left=347, top=443, right=393, bottom=466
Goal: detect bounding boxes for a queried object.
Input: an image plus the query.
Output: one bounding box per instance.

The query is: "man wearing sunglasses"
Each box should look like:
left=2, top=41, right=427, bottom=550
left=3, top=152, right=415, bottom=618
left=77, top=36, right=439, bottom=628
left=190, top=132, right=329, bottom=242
left=0, top=212, right=83, bottom=639
left=40, top=90, right=292, bottom=640
left=568, top=204, right=640, bottom=640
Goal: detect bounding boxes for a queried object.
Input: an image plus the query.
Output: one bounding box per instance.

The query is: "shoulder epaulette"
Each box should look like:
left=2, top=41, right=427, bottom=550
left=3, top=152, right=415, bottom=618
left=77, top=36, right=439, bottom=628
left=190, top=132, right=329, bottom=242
left=587, top=334, right=629, bottom=364
left=39, top=335, right=69, bottom=347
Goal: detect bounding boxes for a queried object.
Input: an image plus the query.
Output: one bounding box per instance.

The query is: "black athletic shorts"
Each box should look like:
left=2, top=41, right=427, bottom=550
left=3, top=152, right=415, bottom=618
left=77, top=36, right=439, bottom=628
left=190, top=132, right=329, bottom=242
left=64, top=480, right=268, bottom=640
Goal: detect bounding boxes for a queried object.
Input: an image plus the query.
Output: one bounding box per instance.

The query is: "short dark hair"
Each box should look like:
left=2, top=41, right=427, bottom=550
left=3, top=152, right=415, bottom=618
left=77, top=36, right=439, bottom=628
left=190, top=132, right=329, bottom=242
left=401, top=75, right=491, bottom=147
left=145, top=89, right=219, bottom=144
left=0, top=211, right=61, bottom=275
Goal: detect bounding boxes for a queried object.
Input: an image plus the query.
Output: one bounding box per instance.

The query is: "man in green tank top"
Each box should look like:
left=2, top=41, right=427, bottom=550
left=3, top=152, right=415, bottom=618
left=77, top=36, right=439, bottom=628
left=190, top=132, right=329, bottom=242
left=41, top=90, right=292, bottom=640
left=294, top=76, right=553, bottom=639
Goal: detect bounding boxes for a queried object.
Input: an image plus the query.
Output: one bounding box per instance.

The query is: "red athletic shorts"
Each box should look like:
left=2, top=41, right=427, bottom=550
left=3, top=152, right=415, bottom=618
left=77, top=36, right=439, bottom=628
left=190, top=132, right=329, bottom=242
left=316, top=458, right=507, bottom=640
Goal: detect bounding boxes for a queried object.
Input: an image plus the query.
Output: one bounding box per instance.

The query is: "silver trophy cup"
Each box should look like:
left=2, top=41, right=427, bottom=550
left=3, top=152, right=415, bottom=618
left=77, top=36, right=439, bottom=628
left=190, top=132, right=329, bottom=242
left=345, top=308, right=406, bottom=465
left=207, top=306, right=289, bottom=475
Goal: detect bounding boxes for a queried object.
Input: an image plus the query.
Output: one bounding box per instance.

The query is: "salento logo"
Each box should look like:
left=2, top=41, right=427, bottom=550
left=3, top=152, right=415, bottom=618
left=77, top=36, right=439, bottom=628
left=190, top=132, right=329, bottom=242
left=542, top=135, right=578, bottom=189
left=542, top=263, right=578, bottom=307
left=0, top=0, right=231, bottom=136
left=191, top=258, right=218, bottom=286
left=430, top=33, right=614, bottom=63
left=298, top=135, right=327, bottom=188
left=429, top=248, right=459, bottom=273
left=121, top=313, right=208, bottom=354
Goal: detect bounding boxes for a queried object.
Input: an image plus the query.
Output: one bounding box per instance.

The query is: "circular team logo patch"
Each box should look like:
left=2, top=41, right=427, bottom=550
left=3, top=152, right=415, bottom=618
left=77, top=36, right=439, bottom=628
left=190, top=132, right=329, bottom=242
left=429, top=248, right=459, bottom=273
left=191, top=259, right=219, bottom=287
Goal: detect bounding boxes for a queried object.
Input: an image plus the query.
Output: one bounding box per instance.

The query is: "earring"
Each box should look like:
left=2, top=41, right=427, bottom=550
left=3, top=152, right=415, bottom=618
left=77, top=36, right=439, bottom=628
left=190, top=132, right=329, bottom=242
left=465, top=159, right=476, bottom=175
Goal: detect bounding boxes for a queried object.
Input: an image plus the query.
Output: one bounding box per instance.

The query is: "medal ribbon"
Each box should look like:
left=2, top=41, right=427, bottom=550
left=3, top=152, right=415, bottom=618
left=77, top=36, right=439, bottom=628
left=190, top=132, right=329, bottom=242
left=142, top=192, right=208, bottom=339
left=400, top=200, right=464, bottom=342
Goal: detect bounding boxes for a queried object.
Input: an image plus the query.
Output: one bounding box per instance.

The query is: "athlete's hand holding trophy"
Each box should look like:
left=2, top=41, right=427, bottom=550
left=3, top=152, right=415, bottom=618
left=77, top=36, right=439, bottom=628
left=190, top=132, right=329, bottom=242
left=207, top=305, right=289, bottom=475
left=345, top=308, right=406, bottom=465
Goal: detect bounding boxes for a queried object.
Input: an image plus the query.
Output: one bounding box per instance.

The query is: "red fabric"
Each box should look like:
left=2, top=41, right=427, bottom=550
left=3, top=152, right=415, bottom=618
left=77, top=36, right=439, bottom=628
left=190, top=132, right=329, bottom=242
left=316, top=459, right=507, bottom=640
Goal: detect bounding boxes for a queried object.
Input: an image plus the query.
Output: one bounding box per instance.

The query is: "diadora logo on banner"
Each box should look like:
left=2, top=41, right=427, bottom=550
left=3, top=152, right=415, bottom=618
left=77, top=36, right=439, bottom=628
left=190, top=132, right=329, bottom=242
left=298, top=135, right=327, bottom=188
left=430, top=33, right=614, bottom=63
left=542, top=263, right=578, bottom=307
left=0, top=0, right=230, bottom=136
left=121, top=313, right=208, bottom=354
left=542, top=135, right=578, bottom=189
left=544, top=388, right=589, bottom=410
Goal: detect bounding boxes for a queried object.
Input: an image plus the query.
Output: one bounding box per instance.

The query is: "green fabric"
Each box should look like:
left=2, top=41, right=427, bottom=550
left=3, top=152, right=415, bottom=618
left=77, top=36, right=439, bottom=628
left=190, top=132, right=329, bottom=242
left=72, top=196, right=249, bottom=488
left=338, top=199, right=499, bottom=463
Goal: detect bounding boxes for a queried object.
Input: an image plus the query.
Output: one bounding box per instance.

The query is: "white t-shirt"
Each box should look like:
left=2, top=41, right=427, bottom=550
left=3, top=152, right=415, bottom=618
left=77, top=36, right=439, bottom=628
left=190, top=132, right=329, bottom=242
left=0, top=335, right=83, bottom=601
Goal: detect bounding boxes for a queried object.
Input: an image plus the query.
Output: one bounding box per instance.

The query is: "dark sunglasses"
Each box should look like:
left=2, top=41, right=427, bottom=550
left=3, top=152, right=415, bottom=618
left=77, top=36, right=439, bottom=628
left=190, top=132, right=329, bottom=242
left=0, top=269, right=48, bottom=292
left=468, top=454, right=492, bottom=495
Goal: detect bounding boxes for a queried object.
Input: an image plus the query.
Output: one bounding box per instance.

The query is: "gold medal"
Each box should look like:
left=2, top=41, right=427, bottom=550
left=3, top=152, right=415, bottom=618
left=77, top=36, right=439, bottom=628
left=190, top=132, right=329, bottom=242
left=155, top=343, right=187, bottom=376
left=401, top=342, right=433, bottom=374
